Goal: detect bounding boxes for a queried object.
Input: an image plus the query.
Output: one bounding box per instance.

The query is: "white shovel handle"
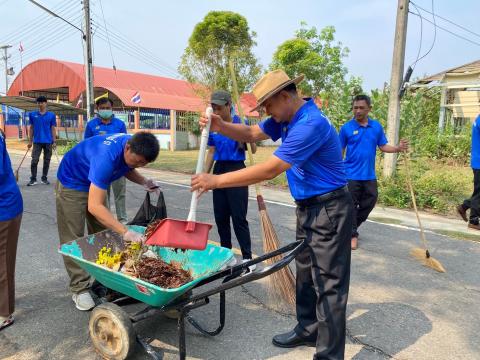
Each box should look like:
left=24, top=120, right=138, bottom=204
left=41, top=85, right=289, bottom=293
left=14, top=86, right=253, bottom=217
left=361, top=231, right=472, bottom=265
left=187, top=107, right=213, bottom=222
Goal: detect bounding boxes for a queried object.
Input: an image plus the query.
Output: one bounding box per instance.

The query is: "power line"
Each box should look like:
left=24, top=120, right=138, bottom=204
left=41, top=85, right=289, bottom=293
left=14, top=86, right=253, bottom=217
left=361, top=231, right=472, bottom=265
left=411, top=1, right=480, bottom=40
left=409, top=2, right=423, bottom=70
left=409, top=11, right=480, bottom=48
left=90, top=15, right=180, bottom=77
left=97, top=0, right=116, bottom=71
left=1, top=0, right=78, bottom=44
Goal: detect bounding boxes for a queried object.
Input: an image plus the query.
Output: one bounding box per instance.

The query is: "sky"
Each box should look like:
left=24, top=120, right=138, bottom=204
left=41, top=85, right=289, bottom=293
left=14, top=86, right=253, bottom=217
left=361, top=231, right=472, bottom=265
left=1, top=0, right=480, bottom=94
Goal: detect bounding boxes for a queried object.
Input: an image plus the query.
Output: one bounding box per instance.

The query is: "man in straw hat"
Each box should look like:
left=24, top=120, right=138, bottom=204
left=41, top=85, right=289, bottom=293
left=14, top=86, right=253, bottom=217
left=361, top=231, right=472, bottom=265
left=192, top=69, right=353, bottom=359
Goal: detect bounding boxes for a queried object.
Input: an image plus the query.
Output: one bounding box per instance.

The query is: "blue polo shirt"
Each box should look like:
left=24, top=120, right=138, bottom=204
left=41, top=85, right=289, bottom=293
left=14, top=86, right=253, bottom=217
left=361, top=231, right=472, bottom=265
left=208, top=115, right=246, bottom=161
left=29, top=111, right=56, bottom=144
left=339, top=118, right=388, bottom=181
left=0, top=131, right=23, bottom=221
left=57, top=134, right=133, bottom=192
left=471, top=115, right=480, bottom=169
left=259, top=99, right=346, bottom=201
left=84, top=116, right=127, bottom=138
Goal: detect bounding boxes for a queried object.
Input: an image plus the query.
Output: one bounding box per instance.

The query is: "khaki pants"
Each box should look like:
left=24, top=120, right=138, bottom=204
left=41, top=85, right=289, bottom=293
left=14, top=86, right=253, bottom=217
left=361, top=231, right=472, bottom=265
left=0, top=214, right=22, bottom=317
left=107, top=177, right=127, bottom=223
left=55, top=182, right=105, bottom=294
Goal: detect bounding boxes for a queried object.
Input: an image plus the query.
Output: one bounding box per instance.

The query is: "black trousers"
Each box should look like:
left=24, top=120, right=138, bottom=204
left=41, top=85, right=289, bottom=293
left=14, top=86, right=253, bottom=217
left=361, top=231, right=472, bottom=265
left=212, top=161, right=252, bottom=259
left=347, top=180, right=378, bottom=237
left=31, top=143, right=52, bottom=181
left=462, top=169, right=480, bottom=224
left=294, top=187, right=353, bottom=360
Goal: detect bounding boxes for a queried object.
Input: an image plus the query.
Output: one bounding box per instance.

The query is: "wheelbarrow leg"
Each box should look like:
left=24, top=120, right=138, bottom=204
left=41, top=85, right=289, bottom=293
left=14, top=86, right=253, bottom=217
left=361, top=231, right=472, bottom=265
left=136, top=336, right=163, bottom=360
left=178, top=310, right=187, bottom=360
left=185, top=291, right=226, bottom=336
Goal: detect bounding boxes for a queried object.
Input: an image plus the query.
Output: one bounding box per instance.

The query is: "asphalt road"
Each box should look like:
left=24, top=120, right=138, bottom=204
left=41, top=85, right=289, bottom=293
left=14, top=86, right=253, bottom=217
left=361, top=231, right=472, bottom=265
left=2, top=153, right=480, bottom=360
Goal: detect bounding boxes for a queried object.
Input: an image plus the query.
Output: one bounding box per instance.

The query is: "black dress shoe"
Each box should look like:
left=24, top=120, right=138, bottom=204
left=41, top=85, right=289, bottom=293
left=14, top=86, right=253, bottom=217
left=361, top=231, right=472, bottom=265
left=272, top=330, right=316, bottom=348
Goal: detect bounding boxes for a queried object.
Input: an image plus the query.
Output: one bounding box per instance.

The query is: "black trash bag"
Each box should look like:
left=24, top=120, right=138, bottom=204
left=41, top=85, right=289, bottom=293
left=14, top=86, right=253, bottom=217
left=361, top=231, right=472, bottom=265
left=127, top=191, right=167, bottom=226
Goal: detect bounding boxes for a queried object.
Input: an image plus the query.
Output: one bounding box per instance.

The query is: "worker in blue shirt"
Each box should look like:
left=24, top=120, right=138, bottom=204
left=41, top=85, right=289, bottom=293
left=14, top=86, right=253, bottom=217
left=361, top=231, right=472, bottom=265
left=339, top=95, right=408, bottom=250
left=84, top=97, right=128, bottom=223
left=457, top=114, right=480, bottom=229
left=27, top=96, right=57, bottom=186
left=204, top=90, right=257, bottom=269
left=192, top=70, right=353, bottom=360
left=0, top=129, right=23, bottom=332
left=56, top=132, right=160, bottom=311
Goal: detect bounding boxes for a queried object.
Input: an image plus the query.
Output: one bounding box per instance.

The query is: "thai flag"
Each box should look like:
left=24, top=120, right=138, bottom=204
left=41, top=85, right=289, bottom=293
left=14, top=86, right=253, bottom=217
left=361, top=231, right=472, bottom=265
left=75, top=93, right=83, bottom=108
left=131, top=91, right=141, bottom=104
left=19, top=42, right=24, bottom=52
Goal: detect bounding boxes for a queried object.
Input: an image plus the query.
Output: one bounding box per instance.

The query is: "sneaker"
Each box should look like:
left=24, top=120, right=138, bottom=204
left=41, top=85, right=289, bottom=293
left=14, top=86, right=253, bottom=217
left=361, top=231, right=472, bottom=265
left=0, top=315, right=14, bottom=332
left=456, top=204, right=468, bottom=222
left=72, top=291, right=95, bottom=311
left=242, top=259, right=256, bottom=272
left=27, top=180, right=37, bottom=186
left=41, top=178, right=50, bottom=185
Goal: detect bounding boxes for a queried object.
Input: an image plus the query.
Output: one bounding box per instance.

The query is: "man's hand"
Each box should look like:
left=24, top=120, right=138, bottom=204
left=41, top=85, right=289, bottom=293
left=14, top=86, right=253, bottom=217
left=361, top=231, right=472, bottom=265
left=123, top=230, right=144, bottom=243
left=143, top=178, right=161, bottom=195
left=397, top=138, right=409, bottom=152
left=199, top=113, right=223, bottom=132
left=51, top=142, right=56, bottom=149
left=27, top=142, right=32, bottom=149
left=191, top=173, right=219, bottom=197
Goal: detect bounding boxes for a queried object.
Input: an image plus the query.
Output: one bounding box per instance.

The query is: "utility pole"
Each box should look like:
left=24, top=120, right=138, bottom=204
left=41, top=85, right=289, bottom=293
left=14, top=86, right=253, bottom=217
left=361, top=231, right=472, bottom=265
left=383, top=0, right=409, bottom=178
left=83, top=0, right=94, bottom=120
left=1, top=45, right=12, bottom=94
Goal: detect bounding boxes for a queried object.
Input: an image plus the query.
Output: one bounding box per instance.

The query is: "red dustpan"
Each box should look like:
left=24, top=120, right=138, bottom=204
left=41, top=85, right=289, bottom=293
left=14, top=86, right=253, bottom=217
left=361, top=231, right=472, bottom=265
left=145, top=107, right=214, bottom=250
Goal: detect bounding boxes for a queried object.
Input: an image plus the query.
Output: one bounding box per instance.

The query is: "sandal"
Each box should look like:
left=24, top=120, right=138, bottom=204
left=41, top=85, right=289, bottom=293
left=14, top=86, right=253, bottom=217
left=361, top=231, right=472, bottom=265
left=0, top=315, right=14, bottom=331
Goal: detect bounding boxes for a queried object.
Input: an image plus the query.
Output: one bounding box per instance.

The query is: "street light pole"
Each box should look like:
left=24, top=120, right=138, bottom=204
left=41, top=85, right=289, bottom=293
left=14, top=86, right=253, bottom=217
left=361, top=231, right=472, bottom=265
left=1, top=45, right=12, bottom=94
left=83, top=0, right=94, bottom=120
left=28, top=0, right=94, bottom=120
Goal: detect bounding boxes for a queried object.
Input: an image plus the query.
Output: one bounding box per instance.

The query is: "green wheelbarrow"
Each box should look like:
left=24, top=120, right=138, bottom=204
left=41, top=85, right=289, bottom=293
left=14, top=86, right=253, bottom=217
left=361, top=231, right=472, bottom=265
left=59, top=226, right=304, bottom=360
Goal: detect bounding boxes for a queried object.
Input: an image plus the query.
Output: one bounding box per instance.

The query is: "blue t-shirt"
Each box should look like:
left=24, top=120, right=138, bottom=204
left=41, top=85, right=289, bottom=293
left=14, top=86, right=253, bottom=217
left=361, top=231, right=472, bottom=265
left=259, top=99, right=346, bottom=201
left=0, top=131, right=23, bottom=221
left=57, top=134, right=133, bottom=192
left=208, top=115, right=246, bottom=161
left=84, top=117, right=127, bottom=138
left=471, top=115, right=480, bottom=169
left=339, top=118, right=388, bottom=181
left=29, top=111, right=56, bottom=143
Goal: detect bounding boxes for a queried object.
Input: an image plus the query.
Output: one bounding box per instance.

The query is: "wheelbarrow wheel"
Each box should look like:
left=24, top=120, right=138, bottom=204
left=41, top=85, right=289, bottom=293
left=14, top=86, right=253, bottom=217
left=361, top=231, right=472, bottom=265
left=89, top=303, right=135, bottom=360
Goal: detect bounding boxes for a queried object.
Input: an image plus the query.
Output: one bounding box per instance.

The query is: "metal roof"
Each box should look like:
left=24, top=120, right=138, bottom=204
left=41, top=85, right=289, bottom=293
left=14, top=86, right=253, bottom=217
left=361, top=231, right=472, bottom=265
left=416, top=59, right=480, bottom=84
left=7, top=59, right=259, bottom=116
left=0, top=95, right=86, bottom=115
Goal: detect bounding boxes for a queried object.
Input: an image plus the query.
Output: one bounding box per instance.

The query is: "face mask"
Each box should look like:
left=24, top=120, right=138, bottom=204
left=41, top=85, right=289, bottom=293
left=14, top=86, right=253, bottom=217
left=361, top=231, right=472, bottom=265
left=98, top=109, right=113, bottom=119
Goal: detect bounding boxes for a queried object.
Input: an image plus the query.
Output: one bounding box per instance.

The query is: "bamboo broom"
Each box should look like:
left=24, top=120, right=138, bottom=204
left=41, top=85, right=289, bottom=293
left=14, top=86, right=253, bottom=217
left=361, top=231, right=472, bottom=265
left=403, top=152, right=446, bottom=273
left=228, top=59, right=296, bottom=306
left=14, top=148, right=30, bottom=182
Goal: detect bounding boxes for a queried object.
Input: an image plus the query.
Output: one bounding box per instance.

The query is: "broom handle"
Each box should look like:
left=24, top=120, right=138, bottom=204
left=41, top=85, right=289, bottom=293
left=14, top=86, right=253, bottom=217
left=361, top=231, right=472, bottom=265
left=404, top=152, right=428, bottom=249
left=228, top=59, right=262, bottom=196
left=186, top=106, right=213, bottom=223
left=17, top=148, right=30, bottom=171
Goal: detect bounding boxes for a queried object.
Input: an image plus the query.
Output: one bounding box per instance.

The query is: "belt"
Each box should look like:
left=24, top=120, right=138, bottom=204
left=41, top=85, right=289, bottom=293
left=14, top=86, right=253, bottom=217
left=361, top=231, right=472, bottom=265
left=295, top=186, right=349, bottom=207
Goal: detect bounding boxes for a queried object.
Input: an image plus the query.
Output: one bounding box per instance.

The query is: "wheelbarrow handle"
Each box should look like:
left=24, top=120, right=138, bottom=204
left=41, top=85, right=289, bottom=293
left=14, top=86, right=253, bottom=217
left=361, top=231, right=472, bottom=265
left=174, top=240, right=305, bottom=305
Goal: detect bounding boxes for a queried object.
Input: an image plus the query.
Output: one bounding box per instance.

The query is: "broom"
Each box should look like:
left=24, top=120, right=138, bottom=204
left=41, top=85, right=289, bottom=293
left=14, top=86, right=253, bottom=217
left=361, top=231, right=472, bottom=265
left=403, top=152, right=446, bottom=273
left=228, top=59, right=296, bottom=306
left=15, top=148, right=30, bottom=182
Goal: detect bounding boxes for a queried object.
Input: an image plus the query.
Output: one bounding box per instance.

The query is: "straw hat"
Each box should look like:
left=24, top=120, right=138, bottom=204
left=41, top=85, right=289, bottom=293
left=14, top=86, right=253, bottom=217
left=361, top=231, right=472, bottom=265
left=252, top=69, right=304, bottom=111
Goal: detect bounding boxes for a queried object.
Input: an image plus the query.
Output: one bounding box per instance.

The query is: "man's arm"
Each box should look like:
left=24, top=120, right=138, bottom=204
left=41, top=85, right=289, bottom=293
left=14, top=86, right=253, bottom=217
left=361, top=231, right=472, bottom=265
left=87, top=184, right=127, bottom=235
left=205, top=146, right=215, bottom=173
left=201, top=114, right=270, bottom=143
left=28, top=126, right=33, bottom=148
left=124, top=169, right=148, bottom=185
left=192, top=155, right=290, bottom=194
left=379, top=138, right=409, bottom=153
left=51, top=124, right=56, bottom=146
left=84, top=123, right=93, bottom=139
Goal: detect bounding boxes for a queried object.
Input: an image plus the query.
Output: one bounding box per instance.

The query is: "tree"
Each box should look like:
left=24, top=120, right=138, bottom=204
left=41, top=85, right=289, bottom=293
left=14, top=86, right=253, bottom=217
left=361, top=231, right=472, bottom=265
left=179, top=11, right=262, bottom=98
left=270, top=22, right=349, bottom=97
